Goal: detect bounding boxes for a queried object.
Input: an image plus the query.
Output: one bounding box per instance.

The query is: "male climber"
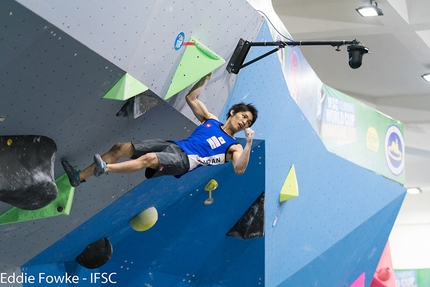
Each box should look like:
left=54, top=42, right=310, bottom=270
left=62, top=74, right=258, bottom=187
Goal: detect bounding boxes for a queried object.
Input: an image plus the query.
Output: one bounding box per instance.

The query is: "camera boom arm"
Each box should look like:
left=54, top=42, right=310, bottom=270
left=226, top=38, right=367, bottom=74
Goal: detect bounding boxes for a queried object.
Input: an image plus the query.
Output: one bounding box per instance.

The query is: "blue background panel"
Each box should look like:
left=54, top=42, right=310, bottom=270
left=223, top=22, right=406, bottom=287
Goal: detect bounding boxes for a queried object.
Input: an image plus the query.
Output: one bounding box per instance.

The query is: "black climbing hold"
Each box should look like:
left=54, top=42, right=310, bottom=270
left=226, top=192, right=265, bottom=239
left=116, top=90, right=162, bottom=119
left=76, top=238, right=113, bottom=269
left=0, top=135, right=58, bottom=210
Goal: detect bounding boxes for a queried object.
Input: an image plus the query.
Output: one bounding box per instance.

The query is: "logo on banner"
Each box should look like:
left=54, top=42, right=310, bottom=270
left=385, top=125, right=404, bottom=175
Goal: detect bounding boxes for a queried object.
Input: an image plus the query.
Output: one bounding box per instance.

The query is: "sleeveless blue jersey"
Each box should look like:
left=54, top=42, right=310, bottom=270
left=174, top=119, right=239, bottom=171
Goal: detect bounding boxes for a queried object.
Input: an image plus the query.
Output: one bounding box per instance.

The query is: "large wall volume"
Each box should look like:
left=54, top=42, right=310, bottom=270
left=0, top=1, right=406, bottom=286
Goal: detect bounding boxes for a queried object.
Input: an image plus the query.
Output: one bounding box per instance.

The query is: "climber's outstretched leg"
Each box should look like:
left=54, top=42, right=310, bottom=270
left=62, top=142, right=136, bottom=187
left=93, top=152, right=159, bottom=177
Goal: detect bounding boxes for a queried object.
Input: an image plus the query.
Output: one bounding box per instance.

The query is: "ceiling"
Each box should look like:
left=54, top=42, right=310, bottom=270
left=272, top=0, right=430, bottom=267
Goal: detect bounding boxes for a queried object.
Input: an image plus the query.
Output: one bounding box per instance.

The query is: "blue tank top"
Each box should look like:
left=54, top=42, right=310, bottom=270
left=174, top=119, right=239, bottom=171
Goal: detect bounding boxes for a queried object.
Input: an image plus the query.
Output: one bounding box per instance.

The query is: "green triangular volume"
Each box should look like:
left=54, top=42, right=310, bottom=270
left=164, top=37, right=225, bottom=100
left=103, top=73, right=149, bottom=101
left=0, top=173, right=75, bottom=225
left=279, top=164, right=299, bottom=202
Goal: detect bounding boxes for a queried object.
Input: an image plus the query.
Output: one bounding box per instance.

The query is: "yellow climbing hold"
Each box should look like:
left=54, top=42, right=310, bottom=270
left=279, top=164, right=299, bottom=202
left=129, top=207, right=158, bottom=232
left=205, top=179, right=218, bottom=191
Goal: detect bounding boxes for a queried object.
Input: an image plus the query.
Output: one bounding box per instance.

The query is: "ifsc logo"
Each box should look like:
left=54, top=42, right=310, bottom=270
left=174, top=32, right=185, bottom=50
left=384, top=125, right=404, bottom=175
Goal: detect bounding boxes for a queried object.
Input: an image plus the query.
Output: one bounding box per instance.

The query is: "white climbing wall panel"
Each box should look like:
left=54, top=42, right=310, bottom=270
left=17, top=0, right=264, bottom=121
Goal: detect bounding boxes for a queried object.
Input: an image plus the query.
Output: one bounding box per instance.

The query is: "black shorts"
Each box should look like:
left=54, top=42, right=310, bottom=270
left=131, top=139, right=190, bottom=178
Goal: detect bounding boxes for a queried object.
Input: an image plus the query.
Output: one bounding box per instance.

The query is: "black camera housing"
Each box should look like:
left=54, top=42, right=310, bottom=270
left=348, top=44, right=369, bottom=69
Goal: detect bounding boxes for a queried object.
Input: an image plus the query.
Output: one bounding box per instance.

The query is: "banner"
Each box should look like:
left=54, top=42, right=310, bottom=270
left=395, top=269, right=430, bottom=287
left=395, top=270, right=418, bottom=287
left=319, top=85, right=405, bottom=184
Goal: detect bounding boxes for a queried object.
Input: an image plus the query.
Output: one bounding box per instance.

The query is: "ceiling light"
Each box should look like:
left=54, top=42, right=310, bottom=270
left=356, top=1, right=383, bottom=17
left=422, top=73, right=430, bottom=82
left=407, top=187, right=421, bottom=195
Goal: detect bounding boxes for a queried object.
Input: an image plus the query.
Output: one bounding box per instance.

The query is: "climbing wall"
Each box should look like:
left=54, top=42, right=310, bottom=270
left=0, top=0, right=220, bottom=268
left=16, top=0, right=264, bottom=123
left=23, top=140, right=266, bottom=286
left=0, top=0, right=406, bottom=286
left=221, top=23, right=406, bottom=287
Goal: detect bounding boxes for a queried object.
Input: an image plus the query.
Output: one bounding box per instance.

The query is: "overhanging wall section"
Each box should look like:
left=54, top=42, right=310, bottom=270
left=16, top=0, right=265, bottom=122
